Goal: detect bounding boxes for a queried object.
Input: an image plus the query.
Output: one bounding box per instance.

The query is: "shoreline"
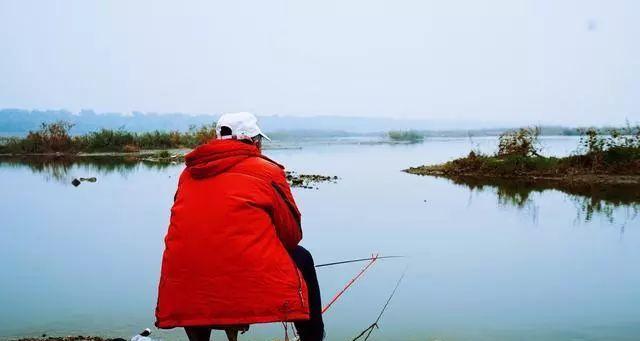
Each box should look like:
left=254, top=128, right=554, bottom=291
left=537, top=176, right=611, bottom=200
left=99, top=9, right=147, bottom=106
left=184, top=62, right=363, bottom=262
left=404, top=166, right=640, bottom=186
left=8, top=337, right=124, bottom=341
left=404, top=166, right=640, bottom=204
left=0, top=145, right=305, bottom=158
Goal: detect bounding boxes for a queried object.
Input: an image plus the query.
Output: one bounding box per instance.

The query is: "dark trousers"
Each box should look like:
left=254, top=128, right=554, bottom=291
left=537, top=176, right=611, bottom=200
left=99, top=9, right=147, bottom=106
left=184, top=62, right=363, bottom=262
left=185, top=246, right=324, bottom=341
left=291, top=245, right=325, bottom=341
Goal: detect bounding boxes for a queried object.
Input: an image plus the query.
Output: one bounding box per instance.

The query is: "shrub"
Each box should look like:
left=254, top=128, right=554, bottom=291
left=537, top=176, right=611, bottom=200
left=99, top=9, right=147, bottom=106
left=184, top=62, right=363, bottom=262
left=194, top=124, right=217, bottom=145
left=579, top=125, right=640, bottom=153
left=79, top=128, right=137, bottom=152
left=0, top=121, right=75, bottom=153
left=123, top=144, right=140, bottom=153
left=577, top=125, right=640, bottom=170
left=156, top=150, right=171, bottom=158
left=0, top=121, right=219, bottom=154
left=497, top=127, right=541, bottom=158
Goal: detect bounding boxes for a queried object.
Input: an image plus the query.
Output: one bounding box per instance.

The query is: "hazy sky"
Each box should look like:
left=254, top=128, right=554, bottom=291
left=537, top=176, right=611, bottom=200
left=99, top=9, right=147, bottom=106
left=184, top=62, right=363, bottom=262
left=0, top=0, right=638, bottom=125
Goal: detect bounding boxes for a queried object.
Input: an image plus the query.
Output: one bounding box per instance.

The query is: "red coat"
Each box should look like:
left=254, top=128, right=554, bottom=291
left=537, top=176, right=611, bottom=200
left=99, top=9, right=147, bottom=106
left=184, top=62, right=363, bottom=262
left=155, top=139, right=309, bottom=328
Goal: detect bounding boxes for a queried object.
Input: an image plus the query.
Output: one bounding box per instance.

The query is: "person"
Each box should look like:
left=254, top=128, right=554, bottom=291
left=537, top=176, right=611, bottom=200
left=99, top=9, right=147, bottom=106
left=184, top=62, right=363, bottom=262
left=155, top=112, right=324, bottom=341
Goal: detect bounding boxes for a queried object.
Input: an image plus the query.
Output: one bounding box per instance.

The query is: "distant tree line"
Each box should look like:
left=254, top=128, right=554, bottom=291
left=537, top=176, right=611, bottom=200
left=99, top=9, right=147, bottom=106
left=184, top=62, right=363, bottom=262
left=2, top=108, right=638, bottom=137
left=390, top=126, right=640, bottom=140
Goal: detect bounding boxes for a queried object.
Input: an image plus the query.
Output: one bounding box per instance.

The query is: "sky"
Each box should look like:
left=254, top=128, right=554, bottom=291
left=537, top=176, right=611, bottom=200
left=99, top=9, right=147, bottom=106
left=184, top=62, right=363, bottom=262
left=0, top=0, right=638, bottom=126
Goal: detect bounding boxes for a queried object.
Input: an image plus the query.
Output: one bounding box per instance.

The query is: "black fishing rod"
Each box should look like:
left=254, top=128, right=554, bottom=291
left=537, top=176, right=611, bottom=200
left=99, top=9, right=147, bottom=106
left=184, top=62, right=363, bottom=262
left=315, top=255, right=404, bottom=268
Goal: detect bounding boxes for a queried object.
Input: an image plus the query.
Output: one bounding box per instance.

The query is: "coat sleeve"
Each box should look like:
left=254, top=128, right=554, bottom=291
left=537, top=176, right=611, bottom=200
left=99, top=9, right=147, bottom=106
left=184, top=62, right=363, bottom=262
left=270, top=171, right=302, bottom=251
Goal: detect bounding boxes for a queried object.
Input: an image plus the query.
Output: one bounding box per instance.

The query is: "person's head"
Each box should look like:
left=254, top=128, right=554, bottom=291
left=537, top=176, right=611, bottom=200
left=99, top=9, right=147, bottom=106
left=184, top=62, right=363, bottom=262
left=216, top=112, right=270, bottom=150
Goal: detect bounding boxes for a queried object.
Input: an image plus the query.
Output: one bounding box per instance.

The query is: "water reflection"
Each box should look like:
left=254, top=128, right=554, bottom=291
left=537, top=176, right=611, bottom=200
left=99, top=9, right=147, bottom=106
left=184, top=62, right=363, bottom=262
left=0, top=156, right=174, bottom=184
left=0, top=156, right=337, bottom=189
left=2, top=141, right=640, bottom=340
left=440, top=175, right=640, bottom=224
left=4, top=157, right=639, bottom=223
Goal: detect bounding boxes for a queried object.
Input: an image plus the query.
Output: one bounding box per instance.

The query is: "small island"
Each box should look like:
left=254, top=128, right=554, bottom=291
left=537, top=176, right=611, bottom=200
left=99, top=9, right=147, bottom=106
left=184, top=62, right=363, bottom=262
left=405, top=127, right=640, bottom=188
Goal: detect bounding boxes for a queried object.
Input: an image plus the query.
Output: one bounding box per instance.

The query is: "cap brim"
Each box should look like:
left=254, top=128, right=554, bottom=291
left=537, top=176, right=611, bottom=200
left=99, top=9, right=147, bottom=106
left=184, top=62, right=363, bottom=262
left=259, top=132, right=271, bottom=141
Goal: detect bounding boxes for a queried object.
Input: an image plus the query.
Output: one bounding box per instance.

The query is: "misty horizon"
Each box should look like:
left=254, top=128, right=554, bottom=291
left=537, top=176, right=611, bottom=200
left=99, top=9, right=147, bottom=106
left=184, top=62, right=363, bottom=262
left=0, top=108, right=636, bottom=137
left=1, top=1, right=639, bottom=126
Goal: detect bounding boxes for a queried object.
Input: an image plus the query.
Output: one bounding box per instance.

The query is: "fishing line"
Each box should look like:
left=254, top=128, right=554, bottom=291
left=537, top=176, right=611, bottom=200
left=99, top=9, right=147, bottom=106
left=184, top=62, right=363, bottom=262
left=352, top=266, right=408, bottom=341
left=315, top=255, right=404, bottom=268
left=317, top=255, right=405, bottom=313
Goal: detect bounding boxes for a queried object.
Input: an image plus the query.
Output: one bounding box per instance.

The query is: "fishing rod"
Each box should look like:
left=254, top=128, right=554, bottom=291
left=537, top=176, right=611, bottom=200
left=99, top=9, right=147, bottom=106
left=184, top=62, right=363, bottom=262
left=318, top=254, right=404, bottom=313
left=282, top=255, right=406, bottom=340
left=352, top=267, right=407, bottom=341
left=321, top=254, right=379, bottom=314
left=315, top=255, right=404, bottom=268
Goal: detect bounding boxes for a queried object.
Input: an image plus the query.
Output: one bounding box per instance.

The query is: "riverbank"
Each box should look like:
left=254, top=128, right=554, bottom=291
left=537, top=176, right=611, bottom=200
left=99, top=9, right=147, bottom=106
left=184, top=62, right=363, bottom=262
left=404, top=153, right=640, bottom=186
left=405, top=126, right=640, bottom=187
left=404, top=153, right=640, bottom=185
left=405, top=150, right=640, bottom=220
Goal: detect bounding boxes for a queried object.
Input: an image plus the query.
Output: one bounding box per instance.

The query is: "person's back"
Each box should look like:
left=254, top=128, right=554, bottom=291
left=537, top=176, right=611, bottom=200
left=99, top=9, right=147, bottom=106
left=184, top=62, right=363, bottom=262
left=156, top=139, right=309, bottom=327
left=155, top=112, right=324, bottom=341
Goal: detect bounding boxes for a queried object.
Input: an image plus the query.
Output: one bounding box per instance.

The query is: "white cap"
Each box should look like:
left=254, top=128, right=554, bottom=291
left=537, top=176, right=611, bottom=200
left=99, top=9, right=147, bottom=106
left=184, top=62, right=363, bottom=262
left=216, top=112, right=270, bottom=141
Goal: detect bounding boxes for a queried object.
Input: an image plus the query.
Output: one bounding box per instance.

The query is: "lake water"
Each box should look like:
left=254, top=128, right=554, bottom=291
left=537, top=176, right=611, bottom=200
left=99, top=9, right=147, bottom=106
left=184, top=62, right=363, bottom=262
left=1, top=137, right=639, bottom=341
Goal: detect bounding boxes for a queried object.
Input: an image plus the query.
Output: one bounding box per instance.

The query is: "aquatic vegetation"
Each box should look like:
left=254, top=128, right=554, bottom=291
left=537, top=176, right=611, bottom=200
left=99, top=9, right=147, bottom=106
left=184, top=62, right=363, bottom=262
left=0, top=121, right=75, bottom=153
left=0, top=121, right=217, bottom=154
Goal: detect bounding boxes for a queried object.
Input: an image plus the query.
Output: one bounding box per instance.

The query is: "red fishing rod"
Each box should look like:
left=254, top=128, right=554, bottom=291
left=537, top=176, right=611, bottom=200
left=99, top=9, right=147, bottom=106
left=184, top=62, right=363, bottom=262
left=282, top=254, right=405, bottom=340
left=316, top=254, right=404, bottom=314
left=321, top=254, right=379, bottom=314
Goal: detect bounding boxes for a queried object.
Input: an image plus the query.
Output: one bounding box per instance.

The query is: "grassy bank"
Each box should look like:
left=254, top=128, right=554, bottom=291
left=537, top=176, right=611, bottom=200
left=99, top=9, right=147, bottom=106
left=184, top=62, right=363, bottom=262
left=405, top=126, right=640, bottom=185
left=0, top=121, right=216, bottom=154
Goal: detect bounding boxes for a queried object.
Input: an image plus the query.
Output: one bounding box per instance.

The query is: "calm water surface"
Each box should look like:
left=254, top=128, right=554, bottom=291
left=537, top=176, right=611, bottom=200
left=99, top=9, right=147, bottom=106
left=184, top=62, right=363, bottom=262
left=1, top=137, right=639, bottom=341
